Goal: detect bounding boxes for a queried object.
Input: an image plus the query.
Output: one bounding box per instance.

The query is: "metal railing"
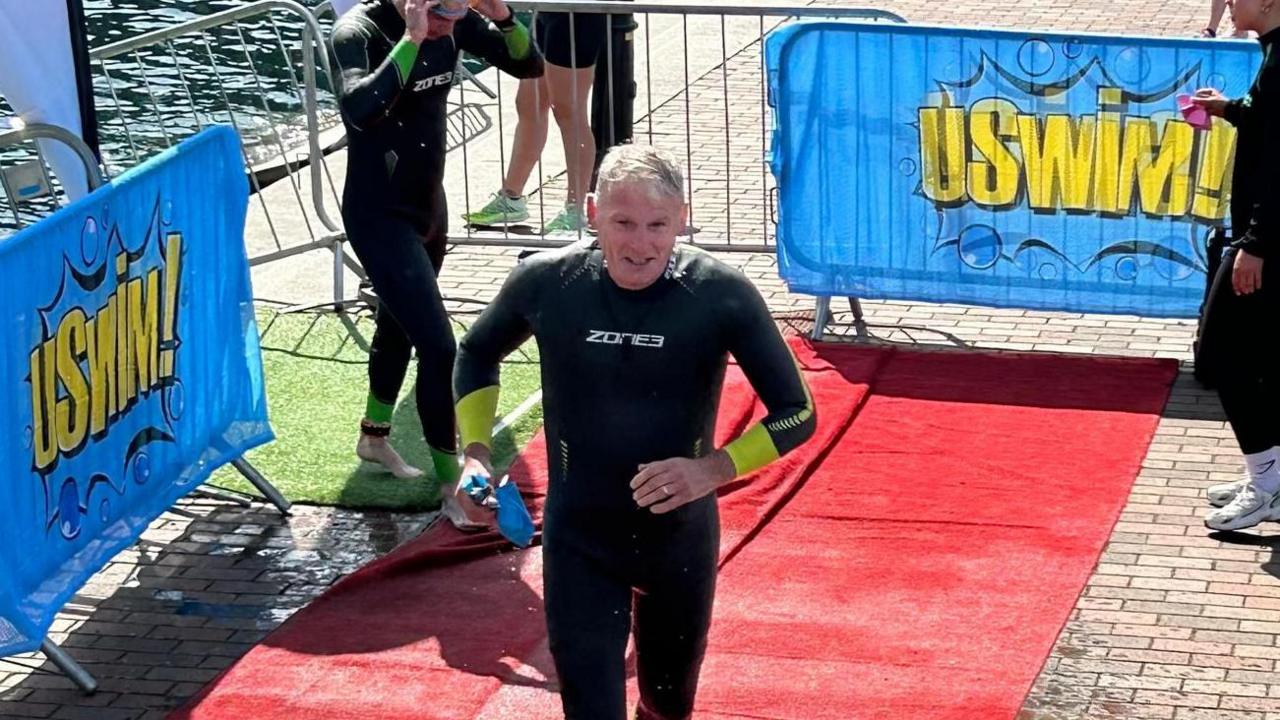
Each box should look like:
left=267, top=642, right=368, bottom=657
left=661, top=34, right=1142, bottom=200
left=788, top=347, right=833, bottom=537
left=445, top=1, right=907, bottom=252
left=89, top=0, right=352, bottom=304
left=0, top=123, right=105, bottom=235
left=83, top=1, right=905, bottom=309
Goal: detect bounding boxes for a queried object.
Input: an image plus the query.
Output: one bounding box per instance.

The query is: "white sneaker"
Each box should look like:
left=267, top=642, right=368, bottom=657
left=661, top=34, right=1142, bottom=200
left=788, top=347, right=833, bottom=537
left=1206, top=476, right=1251, bottom=508
left=1204, top=482, right=1280, bottom=531
left=356, top=435, right=423, bottom=479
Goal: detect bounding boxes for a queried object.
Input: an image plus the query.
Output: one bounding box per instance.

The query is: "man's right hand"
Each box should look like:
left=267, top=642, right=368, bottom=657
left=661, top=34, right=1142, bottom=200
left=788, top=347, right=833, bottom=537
left=403, top=0, right=436, bottom=44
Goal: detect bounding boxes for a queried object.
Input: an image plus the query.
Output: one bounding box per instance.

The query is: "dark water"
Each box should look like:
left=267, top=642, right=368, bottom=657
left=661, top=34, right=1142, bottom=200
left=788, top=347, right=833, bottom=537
left=83, top=0, right=340, bottom=175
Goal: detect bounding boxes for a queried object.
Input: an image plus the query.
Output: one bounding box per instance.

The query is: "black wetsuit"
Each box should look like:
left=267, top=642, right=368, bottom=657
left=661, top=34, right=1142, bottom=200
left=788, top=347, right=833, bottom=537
left=329, top=0, right=542, bottom=451
left=1197, top=27, right=1280, bottom=454
left=454, top=241, right=816, bottom=719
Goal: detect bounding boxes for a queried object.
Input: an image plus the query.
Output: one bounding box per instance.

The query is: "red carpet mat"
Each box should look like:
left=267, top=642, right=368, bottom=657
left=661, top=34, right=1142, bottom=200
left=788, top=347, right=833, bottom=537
left=696, top=349, right=1177, bottom=719
left=170, top=342, right=1175, bottom=720
left=170, top=339, right=883, bottom=720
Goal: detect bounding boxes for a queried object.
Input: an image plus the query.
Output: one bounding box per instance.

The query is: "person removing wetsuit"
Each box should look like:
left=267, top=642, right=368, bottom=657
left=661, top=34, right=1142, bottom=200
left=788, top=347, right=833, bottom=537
left=329, top=0, right=542, bottom=524
left=453, top=144, right=817, bottom=719
left=1191, top=0, right=1280, bottom=532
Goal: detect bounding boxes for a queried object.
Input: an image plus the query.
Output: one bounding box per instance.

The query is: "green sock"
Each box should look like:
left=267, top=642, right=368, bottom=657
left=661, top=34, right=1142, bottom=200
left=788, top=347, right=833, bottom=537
left=430, top=446, right=461, bottom=487
left=365, top=394, right=394, bottom=424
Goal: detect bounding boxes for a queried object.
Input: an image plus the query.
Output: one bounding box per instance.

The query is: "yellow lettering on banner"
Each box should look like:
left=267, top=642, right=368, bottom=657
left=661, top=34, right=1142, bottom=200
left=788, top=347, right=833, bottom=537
left=30, top=342, right=58, bottom=472
left=918, top=106, right=968, bottom=205
left=1018, top=114, right=1096, bottom=211
left=1118, top=118, right=1194, bottom=217
left=115, top=253, right=134, bottom=412
left=1193, top=122, right=1236, bottom=221
left=1091, top=87, right=1125, bottom=214
left=967, top=99, right=1021, bottom=207
left=85, top=295, right=117, bottom=437
left=160, top=234, right=182, bottom=379
left=128, top=270, right=161, bottom=393
left=55, top=309, right=90, bottom=455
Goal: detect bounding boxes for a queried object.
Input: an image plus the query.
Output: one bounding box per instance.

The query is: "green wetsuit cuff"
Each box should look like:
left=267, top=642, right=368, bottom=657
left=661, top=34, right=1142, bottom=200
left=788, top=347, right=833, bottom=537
left=501, top=18, right=531, bottom=59
left=722, top=423, right=781, bottom=476
left=390, top=38, right=419, bottom=84
left=457, top=385, right=500, bottom=449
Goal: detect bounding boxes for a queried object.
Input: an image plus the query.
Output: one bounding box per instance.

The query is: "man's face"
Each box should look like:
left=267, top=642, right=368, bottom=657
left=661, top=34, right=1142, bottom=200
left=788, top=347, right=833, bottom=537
left=1229, top=0, right=1273, bottom=32
left=592, top=182, right=686, bottom=291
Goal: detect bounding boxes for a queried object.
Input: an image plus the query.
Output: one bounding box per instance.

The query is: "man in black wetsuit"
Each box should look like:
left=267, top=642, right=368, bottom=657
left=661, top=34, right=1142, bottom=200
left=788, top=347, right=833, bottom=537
left=329, top=0, right=542, bottom=524
left=1192, top=0, right=1280, bottom=531
left=453, top=144, right=817, bottom=719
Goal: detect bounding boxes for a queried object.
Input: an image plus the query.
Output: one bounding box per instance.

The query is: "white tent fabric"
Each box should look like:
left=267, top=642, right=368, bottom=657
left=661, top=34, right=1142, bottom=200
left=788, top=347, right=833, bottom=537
left=0, top=1, right=91, bottom=200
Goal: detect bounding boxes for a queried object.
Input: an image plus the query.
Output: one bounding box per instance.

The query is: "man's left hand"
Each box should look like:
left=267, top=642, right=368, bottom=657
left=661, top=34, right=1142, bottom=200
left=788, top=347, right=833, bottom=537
left=470, top=0, right=513, bottom=22
left=631, top=453, right=736, bottom=514
left=1233, top=249, right=1264, bottom=296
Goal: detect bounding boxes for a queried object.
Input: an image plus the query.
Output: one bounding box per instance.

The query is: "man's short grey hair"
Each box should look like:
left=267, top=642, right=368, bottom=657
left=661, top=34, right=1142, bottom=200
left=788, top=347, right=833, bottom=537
left=596, top=144, right=686, bottom=204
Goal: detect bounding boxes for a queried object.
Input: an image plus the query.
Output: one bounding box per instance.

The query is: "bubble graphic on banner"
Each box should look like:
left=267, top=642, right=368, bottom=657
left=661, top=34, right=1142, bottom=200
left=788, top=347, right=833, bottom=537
left=1115, top=256, right=1139, bottom=281
left=1205, top=72, right=1227, bottom=91
left=1038, top=263, right=1059, bottom=280
left=898, top=158, right=917, bottom=177
left=1062, top=38, right=1083, bottom=59
left=167, top=381, right=186, bottom=421
left=133, top=452, right=152, bottom=485
left=1113, top=47, right=1151, bottom=85
left=99, top=499, right=111, bottom=523
left=162, top=200, right=174, bottom=226
left=1018, top=39, right=1055, bottom=77
left=59, top=479, right=82, bottom=540
left=957, top=225, right=1003, bottom=270
left=23, top=426, right=32, bottom=450
left=1152, top=239, right=1198, bottom=281
left=80, top=217, right=100, bottom=266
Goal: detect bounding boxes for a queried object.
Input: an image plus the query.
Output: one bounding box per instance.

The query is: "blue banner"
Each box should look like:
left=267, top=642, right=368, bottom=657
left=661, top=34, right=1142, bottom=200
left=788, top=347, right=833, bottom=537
left=766, top=23, right=1262, bottom=317
left=0, top=126, right=272, bottom=656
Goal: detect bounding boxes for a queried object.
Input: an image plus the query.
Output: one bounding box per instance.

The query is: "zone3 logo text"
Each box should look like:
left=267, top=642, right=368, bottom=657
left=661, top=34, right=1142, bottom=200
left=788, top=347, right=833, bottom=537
left=585, top=330, right=665, bottom=348
left=413, top=72, right=454, bottom=91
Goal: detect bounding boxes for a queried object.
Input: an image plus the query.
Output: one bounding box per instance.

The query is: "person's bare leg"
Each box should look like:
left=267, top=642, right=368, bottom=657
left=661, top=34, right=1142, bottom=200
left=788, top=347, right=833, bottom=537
left=503, top=76, right=552, bottom=197
left=546, top=63, right=598, bottom=207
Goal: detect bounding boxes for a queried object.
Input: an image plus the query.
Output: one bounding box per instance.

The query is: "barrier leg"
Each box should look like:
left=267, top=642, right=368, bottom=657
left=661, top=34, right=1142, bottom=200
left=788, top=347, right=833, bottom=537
left=40, top=639, right=97, bottom=695
left=849, top=297, right=868, bottom=338
left=232, top=458, right=292, bottom=516
left=811, top=296, right=830, bottom=341
left=193, top=486, right=252, bottom=507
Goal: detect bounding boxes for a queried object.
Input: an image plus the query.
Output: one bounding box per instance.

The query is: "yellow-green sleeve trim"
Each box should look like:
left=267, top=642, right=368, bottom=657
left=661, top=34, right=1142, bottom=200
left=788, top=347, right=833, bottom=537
left=390, top=38, right=418, bottom=84
left=457, top=385, right=500, bottom=449
left=723, top=422, right=781, bottom=476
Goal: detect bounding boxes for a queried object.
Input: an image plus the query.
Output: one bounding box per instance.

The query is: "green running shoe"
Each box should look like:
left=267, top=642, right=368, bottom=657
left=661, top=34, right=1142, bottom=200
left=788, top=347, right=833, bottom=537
left=541, top=205, right=589, bottom=237
left=464, top=191, right=529, bottom=226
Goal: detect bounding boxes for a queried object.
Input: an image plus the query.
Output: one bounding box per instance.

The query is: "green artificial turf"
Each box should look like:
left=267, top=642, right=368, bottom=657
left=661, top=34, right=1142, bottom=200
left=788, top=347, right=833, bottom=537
left=207, top=307, right=543, bottom=511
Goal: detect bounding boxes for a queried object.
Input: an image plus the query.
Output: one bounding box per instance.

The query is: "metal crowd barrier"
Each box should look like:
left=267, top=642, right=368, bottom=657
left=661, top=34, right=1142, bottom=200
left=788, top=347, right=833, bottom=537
left=0, top=122, right=104, bottom=236
left=86, top=0, right=905, bottom=307
left=446, top=1, right=907, bottom=252
left=89, top=0, right=353, bottom=307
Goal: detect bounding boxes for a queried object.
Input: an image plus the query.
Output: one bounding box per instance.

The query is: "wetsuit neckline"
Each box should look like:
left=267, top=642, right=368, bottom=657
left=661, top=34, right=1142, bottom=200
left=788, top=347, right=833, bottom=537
left=1260, top=26, right=1280, bottom=46
left=595, top=244, right=679, bottom=300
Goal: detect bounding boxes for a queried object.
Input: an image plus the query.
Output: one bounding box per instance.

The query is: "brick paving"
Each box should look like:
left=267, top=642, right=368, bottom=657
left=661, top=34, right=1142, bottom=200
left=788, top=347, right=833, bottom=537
left=6, top=1, right=1280, bottom=719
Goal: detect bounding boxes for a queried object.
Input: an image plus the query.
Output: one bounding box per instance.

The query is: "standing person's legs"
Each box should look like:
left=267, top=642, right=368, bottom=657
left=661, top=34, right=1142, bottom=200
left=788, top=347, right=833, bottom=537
left=359, top=304, right=423, bottom=478
left=1201, top=248, right=1280, bottom=530
left=345, top=205, right=476, bottom=526
left=504, top=75, right=553, bottom=196
left=464, top=75, right=552, bottom=226
left=534, top=11, right=607, bottom=234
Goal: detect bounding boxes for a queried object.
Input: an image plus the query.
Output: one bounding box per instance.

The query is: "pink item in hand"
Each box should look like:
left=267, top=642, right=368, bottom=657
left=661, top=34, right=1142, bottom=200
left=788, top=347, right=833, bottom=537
left=1178, top=94, right=1212, bottom=130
